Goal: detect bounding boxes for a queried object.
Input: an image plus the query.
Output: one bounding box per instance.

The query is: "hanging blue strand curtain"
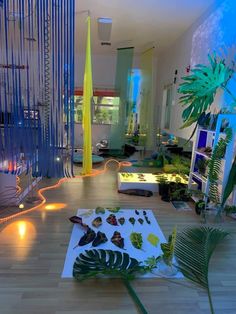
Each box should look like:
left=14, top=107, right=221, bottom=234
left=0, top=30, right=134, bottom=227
left=110, top=47, right=134, bottom=150
left=0, top=0, right=75, bottom=178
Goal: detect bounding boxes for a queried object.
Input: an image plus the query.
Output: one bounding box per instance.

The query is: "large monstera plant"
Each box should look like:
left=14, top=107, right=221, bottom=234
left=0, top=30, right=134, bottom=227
left=178, top=55, right=235, bottom=129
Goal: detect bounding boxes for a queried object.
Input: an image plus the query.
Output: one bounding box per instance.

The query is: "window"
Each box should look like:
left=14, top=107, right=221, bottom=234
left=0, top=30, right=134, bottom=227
left=74, top=95, right=120, bottom=125
left=74, top=96, right=83, bottom=123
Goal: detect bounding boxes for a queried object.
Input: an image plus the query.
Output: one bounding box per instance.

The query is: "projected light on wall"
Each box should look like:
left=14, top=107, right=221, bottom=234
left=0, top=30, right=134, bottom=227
left=191, top=0, right=236, bottom=66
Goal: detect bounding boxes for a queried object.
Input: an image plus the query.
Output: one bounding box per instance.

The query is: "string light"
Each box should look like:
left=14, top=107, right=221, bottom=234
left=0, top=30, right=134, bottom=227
left=0, top=159, right=132, bottom=224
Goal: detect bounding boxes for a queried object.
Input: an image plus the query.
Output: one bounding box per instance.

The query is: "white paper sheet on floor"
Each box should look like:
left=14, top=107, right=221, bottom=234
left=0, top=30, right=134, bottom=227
left=62, top=209, right=183, bottom=279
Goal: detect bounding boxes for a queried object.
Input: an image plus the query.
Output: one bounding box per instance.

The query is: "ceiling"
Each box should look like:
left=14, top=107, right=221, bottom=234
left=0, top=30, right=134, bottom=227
left=75, top=0, right=215, bottom=54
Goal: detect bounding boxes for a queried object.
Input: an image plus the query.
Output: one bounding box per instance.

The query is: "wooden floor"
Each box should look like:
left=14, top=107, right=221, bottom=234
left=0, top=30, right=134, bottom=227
left=0, top=163, right=236, bottom=314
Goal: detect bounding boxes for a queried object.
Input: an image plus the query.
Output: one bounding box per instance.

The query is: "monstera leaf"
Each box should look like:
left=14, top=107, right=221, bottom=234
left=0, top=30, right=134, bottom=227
left=73, top=249, right=143, bottom=281
left=178, top=55, right=234, bottom=127
left=73, top=249, right=148, bottom=314
left=175, top=227, right=229, bottom=314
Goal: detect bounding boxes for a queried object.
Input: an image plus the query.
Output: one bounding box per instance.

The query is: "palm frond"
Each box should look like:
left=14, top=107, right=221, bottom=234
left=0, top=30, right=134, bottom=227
left=208, top=128, right=232, bottom=204
left=178, top=55, right=234, bottom=127
left=222, top=155, right=236, bottom=206
left=175, top=227, right=229, bottom=314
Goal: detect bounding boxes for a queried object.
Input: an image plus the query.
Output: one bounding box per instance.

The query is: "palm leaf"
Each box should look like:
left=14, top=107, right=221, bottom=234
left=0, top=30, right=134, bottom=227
left=178, top=55, right=234, bottom=127
left=208, top=128, right=232, bottom=204
left=175, top=227, right=229, bottom=314
left=222, top=155, right=236, bottom=206
left=73, top=249, right=148, bottom=314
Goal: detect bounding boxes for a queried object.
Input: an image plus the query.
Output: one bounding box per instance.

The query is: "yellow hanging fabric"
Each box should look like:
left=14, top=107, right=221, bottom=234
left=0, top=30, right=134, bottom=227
left=82, top=16, right=93, bottom=174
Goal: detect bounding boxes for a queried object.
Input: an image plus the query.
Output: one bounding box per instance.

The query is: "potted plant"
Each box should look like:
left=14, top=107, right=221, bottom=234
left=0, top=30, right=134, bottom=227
left=157, top=175, right=170, bottom=201
left=188, top=189, right=209, bottom=218
left=224, top=205, right=236, bottom=219
left=157, top=175, right=168, bottom=195
left=195, top=199, right=206, bottom=215
left=170, top=184, right=191, bottom=202
left=196, top=158, right=208, bottom=177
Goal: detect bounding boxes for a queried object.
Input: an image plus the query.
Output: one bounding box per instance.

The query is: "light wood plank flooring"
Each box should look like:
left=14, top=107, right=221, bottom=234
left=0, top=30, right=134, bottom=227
left=0, top=165, right=236, bottom=314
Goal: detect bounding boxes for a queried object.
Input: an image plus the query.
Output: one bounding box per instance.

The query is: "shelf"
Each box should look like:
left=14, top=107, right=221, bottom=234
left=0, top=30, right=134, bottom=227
left=198, top=127, right=216, bottom=134
left=195, top=151, right=211, bottom=159
left=192, top=172, right=207, bottom=182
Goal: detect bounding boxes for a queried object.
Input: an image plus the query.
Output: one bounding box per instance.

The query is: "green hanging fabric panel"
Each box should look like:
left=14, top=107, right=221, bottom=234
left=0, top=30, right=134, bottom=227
left=110, top=47, right=134, bottom=149
left=139, top=48, right=154, bottom=148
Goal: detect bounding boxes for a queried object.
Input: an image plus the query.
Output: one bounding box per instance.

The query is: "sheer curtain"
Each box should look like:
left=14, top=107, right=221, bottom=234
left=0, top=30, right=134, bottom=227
left=110, top=47, right=134, bottom=149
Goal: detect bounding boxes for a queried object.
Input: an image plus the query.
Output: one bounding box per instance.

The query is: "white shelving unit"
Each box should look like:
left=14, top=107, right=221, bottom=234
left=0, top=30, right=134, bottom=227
left=188, top=114, right=236, bottom=205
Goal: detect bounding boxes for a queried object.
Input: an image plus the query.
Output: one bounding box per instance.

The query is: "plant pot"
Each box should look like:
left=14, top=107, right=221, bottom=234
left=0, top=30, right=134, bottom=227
left=159, top=184, right=169, bottom=196
left=151, top=258, right=178, bottom=277
left=229, top=213, right=236, bottom=220
left=195, top=200, right=205, bottom=215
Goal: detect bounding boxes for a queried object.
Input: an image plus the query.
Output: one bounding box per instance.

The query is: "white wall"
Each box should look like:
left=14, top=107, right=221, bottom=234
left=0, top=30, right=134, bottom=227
left=75, top=54, right=116, bottom=89
left=75, top=53, right=141, bottom=89
left=156, top=0, right=236, bottom=141
left=74, top=123, right=111, bottom=148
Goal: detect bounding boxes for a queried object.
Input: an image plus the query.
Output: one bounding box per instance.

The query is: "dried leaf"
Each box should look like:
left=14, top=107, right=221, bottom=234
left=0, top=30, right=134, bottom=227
left=92, top=217, right=102, bottom=228
left=138, top=218, right=144, bottom=225
left=147, top=233, right=159, bottom=247
left=92, top=231, right=108, bottom=247
left=106, top=214, right=118, bottom=226
left=129, top=217, right=136, bottom=225
left=118, top=217, right=125, bottom=225
left=130, top=232, right=143, bottom=249
left=107, top=207, right=121, bottom=213
left=95, top=207, right=105, bottom=214
left=111, top=231, right=124, bottom=248
left=75, top=228, right=96, bottom=248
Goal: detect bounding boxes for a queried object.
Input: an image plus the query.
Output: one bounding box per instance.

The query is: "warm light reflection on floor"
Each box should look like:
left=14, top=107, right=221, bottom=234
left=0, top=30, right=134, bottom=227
left=44, top=203, right=67, bottom=211
left=0, top=159, right=131, bottom=224
left=18, top=221, right=26, bottom=239
left=1, top=220, right=36, bottom=261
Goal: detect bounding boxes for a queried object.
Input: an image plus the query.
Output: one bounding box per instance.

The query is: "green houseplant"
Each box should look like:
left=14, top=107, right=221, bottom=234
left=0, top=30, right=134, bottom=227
left=157, top=175, right=169, bottom=197
left=179, top=54, right=236, bottom=219
left=178, top=55, right=235, bottom=130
